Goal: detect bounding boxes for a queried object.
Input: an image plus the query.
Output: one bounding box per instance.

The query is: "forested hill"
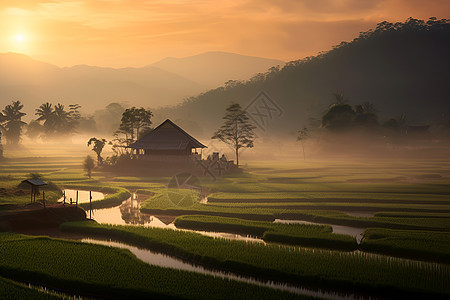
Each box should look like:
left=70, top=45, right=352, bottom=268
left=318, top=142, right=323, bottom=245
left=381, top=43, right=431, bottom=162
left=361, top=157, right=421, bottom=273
left=157, top=18, right=450, bottom=138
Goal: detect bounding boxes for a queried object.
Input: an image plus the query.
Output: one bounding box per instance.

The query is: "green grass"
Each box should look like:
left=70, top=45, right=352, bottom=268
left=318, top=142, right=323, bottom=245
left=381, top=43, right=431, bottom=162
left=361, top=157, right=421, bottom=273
left=71, top=186, right=131, bottom=209
left=0, top=276, right=63, bottom=299
left=141, top=191, right=450, bottom=231
left=0, top=232, right=300, bottom=299
left=60, top=221, right=450, bottom=298
left=360, top=228, right=450, bottom=263
left=174, top=215, right=357, bottom=250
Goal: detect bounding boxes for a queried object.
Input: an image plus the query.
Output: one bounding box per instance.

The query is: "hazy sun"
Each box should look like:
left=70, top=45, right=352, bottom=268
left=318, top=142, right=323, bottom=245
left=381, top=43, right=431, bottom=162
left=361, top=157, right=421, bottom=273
left=15, top=34, right=25, bottom=43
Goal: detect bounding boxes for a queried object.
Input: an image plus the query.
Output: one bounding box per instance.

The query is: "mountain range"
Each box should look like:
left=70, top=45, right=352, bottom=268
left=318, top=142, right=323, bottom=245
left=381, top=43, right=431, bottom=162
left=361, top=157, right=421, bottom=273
left=0, top=51, right=283, bottom=117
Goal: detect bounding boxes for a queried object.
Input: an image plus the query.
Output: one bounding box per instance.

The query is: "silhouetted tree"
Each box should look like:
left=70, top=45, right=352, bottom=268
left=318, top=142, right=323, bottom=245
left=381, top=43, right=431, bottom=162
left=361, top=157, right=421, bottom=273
left=26, top=120, right=45, bottom=141
left=297, top=127, right=309, bottom=161
left=354, top=102, right=379, bottom=128
left=118, top=107, right=153, bottom=144
left=88, top=137, right=107, bottom=165
left=35, top=102, right=55, bottom=133
left=83, top=155, right=95, bottom=179
left=35, top=102, right=81, bottom=135
left=212, top=103, right=256, bottom=166
left=330, top=93, right=348, bottom=108
left=1, top=101, right=27, bottom=145
left=322, top=103, right=356, bottom=130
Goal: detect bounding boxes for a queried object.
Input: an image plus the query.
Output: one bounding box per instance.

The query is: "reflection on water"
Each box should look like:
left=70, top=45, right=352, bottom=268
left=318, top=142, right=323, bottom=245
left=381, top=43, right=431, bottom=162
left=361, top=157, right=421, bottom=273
left=82, top=237, right=365, bottom=300
left=274, top=219, right=365, bottom=243
left=92, top=194, right=167, bottom=227
left=91, top=194, right=264, bottom=243
left=58, top=189, right=104, bottom=204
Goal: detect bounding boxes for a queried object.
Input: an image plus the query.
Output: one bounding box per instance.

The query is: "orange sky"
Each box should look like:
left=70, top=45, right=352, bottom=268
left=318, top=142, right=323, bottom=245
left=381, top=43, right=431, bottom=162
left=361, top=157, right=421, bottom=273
left=1, top=0, right=449, bottom=67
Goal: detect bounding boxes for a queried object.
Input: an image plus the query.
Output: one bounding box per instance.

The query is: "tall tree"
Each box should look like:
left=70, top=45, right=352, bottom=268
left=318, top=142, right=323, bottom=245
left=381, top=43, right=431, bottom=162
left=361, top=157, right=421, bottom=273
left=118, top=107, right=153, bottom=144
left=1, top=101, right=27, bottom=145
left=53, top=103, right=72, bottom=132
left=212, top=103, right=256, bottom=167
left=87, top=137, right=107, bottom=165
left=35, top=102, right=55, bottom=133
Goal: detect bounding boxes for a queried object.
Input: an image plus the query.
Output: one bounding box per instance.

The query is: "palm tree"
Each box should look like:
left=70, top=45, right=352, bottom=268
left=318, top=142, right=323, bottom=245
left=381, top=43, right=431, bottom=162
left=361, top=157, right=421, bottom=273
left=330, top=93, right=348, bottom=108
left=2, top=101, right=27, bottom=145
left=35, top=102, right=55, bottom=133
left=53, top=103, right=71, bottom=132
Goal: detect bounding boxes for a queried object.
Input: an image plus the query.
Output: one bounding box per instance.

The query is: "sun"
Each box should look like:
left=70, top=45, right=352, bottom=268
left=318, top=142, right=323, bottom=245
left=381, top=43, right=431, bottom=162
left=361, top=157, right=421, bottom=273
left=15, top=34, right=25, bottom=43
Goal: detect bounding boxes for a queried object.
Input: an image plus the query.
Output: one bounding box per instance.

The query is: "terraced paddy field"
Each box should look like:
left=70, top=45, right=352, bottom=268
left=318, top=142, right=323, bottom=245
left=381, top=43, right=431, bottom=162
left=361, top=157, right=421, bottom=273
left=1, top=154, right=450, bottom=298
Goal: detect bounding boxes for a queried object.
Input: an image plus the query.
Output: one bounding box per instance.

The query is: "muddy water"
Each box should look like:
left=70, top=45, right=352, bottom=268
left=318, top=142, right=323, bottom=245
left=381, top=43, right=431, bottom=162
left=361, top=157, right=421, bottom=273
left=90, top=194, right=264, bottom=243
left=274, top=219, right=365, bottom=243
left=82, top=237, right=369, bottom=300
left=69, top=190, right=364, bottom=243
left=58, top=189, right=104, bottom=204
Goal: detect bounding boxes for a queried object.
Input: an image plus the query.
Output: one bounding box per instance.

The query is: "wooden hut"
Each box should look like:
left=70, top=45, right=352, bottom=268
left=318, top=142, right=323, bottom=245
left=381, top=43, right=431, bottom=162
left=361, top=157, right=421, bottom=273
left=21, top=179, right=48, bottom=204
left=128, top=119, right=206, bottom=162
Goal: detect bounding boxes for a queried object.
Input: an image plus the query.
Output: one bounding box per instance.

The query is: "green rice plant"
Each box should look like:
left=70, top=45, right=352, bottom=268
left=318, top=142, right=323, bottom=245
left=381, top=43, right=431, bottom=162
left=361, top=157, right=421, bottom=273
left=60, top=221, right=450, bottom=298
left=0, top=232, right=299, bottom=299
left=374, top=212, right=450, bottom=218
left=0, top=276, right=62, bottom=299
left=360, top=228, right=450, bottom=263
left=174, top=215, right=357, bottom=250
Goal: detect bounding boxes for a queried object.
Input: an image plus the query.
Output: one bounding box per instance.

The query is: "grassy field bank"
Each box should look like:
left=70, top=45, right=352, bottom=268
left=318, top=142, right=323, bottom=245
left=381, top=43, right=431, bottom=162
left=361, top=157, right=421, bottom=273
left=0, top=232, right=301, bottom=299
left=174, top=215, right=357, bottom=250
left=60, top=221, right=450, bottom=298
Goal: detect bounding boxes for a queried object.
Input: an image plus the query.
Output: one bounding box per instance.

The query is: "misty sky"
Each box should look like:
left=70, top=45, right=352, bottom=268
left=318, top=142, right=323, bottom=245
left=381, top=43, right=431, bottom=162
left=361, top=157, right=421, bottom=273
left=1, top=0, right=449, bottom=67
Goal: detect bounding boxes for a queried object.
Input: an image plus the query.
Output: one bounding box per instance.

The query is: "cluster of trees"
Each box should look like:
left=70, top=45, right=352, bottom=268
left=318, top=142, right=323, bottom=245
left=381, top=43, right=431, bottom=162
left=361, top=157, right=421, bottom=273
left=85, top=106, right=153, bottom=173
left=31, top=103, right=82, bottom=138
left=321, top=93, right=379, bottom=132
left=0, top=100, right=84, bottom=145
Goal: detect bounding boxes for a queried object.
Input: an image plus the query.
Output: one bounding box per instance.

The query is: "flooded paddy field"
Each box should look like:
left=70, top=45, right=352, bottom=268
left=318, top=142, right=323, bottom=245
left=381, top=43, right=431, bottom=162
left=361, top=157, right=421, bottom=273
left=1, top=156, right=450, bottom=298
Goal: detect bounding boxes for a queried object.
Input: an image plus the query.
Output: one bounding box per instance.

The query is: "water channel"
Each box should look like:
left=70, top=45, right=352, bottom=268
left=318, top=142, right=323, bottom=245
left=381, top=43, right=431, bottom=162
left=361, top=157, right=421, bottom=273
left=51, top=190, right=432, bottom=299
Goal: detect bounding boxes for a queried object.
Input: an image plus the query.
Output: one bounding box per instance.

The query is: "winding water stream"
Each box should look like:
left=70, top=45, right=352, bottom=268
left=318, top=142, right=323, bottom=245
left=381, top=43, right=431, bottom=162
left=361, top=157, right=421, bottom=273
left=82, top=237, right=372, bottom=300
left=41, top=190, right=441, bottom=299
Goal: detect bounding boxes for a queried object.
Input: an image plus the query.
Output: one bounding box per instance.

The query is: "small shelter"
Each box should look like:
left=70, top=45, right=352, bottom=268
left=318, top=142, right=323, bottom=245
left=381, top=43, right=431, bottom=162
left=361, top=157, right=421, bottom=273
left=128, top=119, right=207, bottom=161
left=21, top=179, right=48, bottom=204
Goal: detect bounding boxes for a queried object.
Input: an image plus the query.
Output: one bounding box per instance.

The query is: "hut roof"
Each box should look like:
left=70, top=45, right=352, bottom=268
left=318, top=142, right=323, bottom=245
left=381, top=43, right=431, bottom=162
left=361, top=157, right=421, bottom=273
left=129, top=119, right=206, bottom=150
left=21, top=179, right=48, bottom=186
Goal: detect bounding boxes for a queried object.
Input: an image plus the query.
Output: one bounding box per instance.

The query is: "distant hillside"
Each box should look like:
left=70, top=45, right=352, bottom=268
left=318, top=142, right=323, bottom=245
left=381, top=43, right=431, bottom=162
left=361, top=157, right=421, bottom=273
left=155, top=18, right=450, bottom=138
left=150, top=51, right=284, bottom=87
left=0, top=53, right=204, bottom=116
left=0, top=52, right=282, bottom=117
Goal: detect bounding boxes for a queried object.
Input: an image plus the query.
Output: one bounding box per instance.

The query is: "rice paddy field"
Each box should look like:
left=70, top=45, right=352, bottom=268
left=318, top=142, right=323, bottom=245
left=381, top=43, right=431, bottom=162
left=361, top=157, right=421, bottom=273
left=1, top=148, right=450, bottom=298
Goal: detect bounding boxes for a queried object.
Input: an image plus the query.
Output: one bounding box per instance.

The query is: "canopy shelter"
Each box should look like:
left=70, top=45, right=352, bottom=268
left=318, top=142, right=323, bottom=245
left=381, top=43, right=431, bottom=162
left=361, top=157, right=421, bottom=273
left=128, top=119, right=207, bottom=161
left=21, top=179, right=48, bottom=204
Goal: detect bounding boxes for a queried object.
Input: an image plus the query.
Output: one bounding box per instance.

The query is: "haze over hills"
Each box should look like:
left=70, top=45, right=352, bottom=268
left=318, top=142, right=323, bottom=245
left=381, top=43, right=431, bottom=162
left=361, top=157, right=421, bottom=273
left=150, top=52, right=284, bottom=87
left=0, top=52, right=282, bottom=117
left=156, top=18, right=450, bottom=138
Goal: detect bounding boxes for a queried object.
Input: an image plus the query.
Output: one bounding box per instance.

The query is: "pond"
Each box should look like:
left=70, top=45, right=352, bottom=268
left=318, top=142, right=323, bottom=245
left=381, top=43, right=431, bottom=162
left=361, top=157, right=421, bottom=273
left=58, top=189, right=104, bottom=204
left=90, top=193, right=264, bottom=243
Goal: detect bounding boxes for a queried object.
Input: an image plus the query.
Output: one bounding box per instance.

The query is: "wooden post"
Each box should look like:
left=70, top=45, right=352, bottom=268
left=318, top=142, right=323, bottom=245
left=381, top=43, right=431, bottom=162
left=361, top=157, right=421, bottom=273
left=76, top=190, right=78, bottom=207
left=42, top=191, right=46, bottom=208
left=89, top=190, right=92, bottom=219
left=30, top=186, right=33, bottom=203
left=63, top=190, right=66, bottom=206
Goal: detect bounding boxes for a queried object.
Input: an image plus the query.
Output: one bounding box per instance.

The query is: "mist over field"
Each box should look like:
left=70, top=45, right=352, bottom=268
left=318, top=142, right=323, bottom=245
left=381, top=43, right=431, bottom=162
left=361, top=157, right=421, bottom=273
left=1, top=11, right=450, bottom=300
